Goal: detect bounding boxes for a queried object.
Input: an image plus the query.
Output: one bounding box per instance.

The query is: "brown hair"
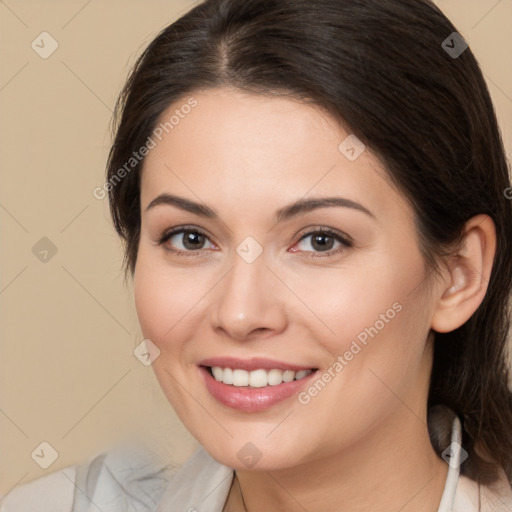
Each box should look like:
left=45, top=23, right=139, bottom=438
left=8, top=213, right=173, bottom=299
left=106, top=0, right=512, bottom=484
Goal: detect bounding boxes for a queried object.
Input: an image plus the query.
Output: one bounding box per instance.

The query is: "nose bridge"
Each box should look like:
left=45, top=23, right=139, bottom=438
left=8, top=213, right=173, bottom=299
left=211, top=242, right=287, bottom=339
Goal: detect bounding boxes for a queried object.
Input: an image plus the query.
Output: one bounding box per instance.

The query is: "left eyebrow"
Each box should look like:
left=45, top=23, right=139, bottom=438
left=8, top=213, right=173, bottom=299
left=274, top=197, right=375, bottom=223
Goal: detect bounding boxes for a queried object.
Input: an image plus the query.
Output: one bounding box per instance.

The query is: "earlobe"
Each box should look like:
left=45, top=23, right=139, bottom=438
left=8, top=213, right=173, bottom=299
left=431, top=215, right=496, bottom=333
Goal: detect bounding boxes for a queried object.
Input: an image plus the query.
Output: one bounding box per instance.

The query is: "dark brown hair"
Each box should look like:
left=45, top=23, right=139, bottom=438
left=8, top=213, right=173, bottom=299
left=106, top=0, right=512, bottom=485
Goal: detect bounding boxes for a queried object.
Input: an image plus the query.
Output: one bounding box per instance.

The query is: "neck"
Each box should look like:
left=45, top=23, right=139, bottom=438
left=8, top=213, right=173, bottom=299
left=235, top=410, right=449, bottom=512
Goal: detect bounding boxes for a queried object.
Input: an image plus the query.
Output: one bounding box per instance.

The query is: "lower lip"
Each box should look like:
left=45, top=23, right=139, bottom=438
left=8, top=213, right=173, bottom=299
left=199, top=366, right=317, bottom=412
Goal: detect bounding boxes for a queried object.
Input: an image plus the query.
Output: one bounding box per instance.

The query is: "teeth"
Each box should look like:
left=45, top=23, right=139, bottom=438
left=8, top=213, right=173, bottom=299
left=223, top=367, right=233, bottom=385
left=232, top=369, right=249, bottom=386
left=249, top=369, right=268, bottom=388
left=210, top=367, right=313, bottom=387
left=267, top=369, right=284, bottom=386
left=211, top=366, right=223, bottom=381
left=282, top=370, right=295, bottom=383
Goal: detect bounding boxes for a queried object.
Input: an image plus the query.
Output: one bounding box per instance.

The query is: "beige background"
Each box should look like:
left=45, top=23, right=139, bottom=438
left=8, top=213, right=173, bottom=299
left=1, top=0, right=511, bottom=496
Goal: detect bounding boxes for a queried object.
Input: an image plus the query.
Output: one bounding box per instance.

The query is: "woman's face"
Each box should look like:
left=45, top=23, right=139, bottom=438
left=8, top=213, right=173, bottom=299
left=134, top=87, right=439, bottom=470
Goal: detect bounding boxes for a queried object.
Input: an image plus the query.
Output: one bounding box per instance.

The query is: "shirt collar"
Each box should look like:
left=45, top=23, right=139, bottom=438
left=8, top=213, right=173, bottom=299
left=437, top=414, right=463, bottom=511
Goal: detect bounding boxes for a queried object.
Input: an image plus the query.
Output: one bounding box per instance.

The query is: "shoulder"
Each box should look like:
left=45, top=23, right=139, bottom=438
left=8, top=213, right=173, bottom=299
left=0, top=443, right=181, bottom=512
left=453, top=470, right=512, bottom=512
left=0, top=466, right=77, bottom=512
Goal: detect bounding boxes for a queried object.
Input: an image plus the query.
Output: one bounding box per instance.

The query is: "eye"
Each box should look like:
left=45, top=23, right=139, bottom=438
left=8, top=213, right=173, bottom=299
left=292, top=228, right=352, bottom=258
left=158, top=226, right=217, bottom=254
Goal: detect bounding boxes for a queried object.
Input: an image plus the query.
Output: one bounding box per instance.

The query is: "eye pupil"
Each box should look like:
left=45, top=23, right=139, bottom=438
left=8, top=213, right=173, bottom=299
left=312, top=234, right=334, bottom=251
left=183, top=232, right=204, bottom=250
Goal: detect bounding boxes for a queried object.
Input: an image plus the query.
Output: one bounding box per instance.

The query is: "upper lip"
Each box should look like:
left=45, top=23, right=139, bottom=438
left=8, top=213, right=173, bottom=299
left=199, top=357, right=316, bottom=372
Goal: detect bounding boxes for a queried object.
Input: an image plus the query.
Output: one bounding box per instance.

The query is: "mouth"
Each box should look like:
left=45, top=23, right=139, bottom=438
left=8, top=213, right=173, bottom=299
left=198, top=358, right=318, bottom=412
left=206, top=366, right=315, bottom=387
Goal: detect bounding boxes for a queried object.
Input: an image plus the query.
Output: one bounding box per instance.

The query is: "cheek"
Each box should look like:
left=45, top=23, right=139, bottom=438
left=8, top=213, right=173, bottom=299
left=311, top=275, right=432, bottom=416
left=283, top=253, right=427, bottom=358
left=293, top=296, right=432, bottom=461
left=133, top=251, right=205, bottom=346
left=133, top=253, right=201, bottom=414
left=134, top=266, right=171, bottom=343
left=302, top=252, right=432, bottom=403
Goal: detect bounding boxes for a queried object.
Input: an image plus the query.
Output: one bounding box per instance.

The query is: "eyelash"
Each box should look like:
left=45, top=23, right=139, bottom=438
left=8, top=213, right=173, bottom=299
left=156, top=225, right=353, bottom=259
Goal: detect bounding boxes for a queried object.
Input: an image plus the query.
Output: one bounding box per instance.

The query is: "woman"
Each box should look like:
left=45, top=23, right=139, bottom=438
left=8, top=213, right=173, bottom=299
left=3, top=0, right=512, bottom=510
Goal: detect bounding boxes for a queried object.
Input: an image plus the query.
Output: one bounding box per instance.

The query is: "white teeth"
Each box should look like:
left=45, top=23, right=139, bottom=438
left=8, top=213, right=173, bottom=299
left=232, top=369, right=249, bottom=386
left=249, top=369, right=268, bottom=388
left=282, top=370, right=295, bottom=383
left=267, top=369, right=284, bottom=386
left=223, top=367, right=233, bottom=385
left=210, top=366, right=314, bottom=387
left=212, top=366, right=223, bottom=381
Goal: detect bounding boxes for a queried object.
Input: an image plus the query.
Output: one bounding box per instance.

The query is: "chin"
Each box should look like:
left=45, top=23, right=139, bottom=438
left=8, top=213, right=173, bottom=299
left=202, top=440, right=306, bottom=471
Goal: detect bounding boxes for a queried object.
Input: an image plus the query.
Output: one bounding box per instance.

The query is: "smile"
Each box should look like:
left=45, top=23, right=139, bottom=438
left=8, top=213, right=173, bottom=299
left=209, top=366, right=314, bottom=387
left=198, top=358, right=318, bottom=412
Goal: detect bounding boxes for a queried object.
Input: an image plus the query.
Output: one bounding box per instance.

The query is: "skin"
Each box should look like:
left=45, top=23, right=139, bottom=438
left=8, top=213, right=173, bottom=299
left=133, top=87, right=496, bottom=512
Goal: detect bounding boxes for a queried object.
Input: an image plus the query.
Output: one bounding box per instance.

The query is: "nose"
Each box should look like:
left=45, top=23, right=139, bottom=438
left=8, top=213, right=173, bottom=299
left=210, top=250, right=288, bottom=341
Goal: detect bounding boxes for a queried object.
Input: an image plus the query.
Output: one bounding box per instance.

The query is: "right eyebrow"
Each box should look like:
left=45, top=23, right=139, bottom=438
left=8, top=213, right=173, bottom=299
left=144, top=193, right=218, bottom=218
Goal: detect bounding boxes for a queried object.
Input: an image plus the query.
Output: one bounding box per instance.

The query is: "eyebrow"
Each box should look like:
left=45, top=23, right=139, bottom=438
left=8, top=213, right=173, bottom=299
left=144, top=193, right=375, bottom=221
left=145, top=194, right=216, bottom=218
left=275, top=196, right=374, bottom=222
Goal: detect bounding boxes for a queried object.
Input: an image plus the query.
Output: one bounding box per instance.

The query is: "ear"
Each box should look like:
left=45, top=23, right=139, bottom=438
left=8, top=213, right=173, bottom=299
left=431, top=214, right=496, bottom=333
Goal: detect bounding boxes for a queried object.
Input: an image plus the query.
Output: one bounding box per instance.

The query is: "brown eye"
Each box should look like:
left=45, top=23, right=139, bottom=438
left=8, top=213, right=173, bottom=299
left=311, top=233, right=336, bottom=251
left=293, top=229, right=352, bottom=258
left=177, top=231, right=207, bottom=250
left=158, top=227, right=215, bottom=254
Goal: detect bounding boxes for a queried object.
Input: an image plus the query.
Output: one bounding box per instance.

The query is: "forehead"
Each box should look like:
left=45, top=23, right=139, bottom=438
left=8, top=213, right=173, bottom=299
left=140, top=88, right=406, bottom=221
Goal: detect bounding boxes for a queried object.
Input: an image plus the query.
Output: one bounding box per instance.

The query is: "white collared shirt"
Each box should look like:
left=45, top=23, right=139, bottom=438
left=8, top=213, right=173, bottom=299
left=2, top=416, right=512, bottom=511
